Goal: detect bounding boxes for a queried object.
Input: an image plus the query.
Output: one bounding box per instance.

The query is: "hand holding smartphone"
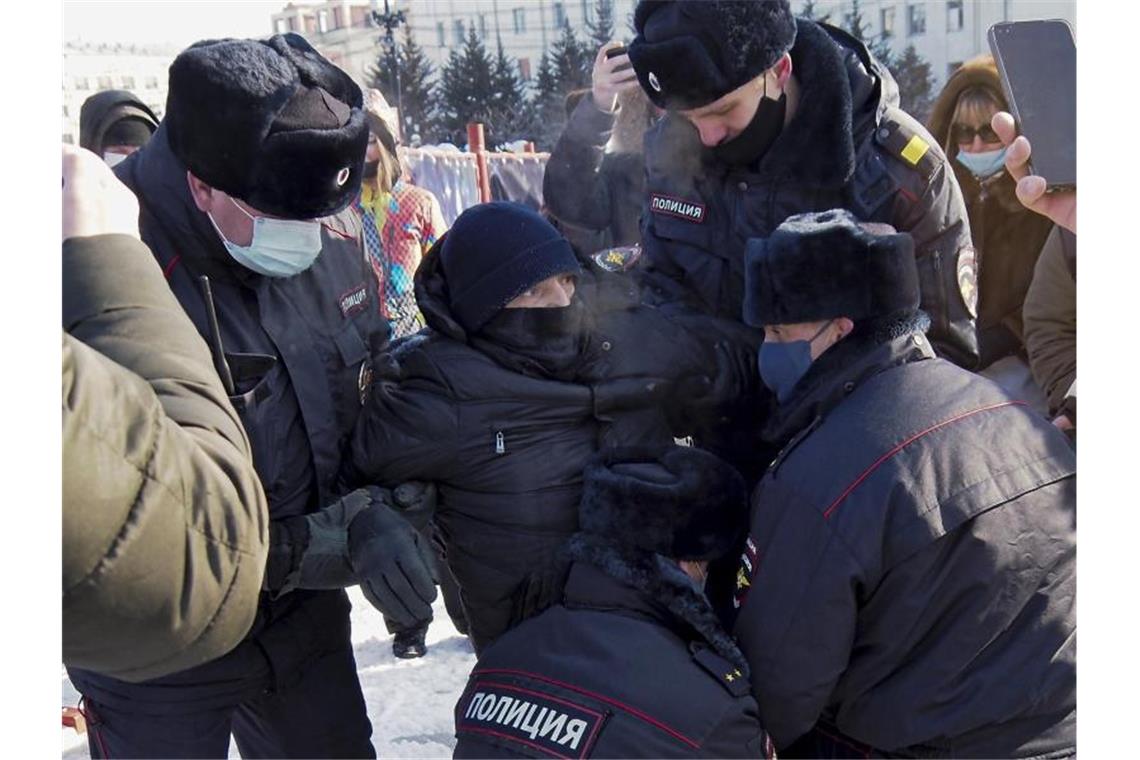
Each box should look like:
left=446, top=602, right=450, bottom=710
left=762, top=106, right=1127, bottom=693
left=988, top=20, right=1076, bottom=192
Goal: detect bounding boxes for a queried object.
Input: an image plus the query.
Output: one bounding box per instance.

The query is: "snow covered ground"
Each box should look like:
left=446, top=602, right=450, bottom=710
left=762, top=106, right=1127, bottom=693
left=62, top=587, right=477, bottom=758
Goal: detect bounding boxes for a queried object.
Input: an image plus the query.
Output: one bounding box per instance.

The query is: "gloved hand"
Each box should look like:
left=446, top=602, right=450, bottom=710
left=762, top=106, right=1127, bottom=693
left=666, top=341, right=759, bottom=434
left=265, top=486, right=438, bottom=628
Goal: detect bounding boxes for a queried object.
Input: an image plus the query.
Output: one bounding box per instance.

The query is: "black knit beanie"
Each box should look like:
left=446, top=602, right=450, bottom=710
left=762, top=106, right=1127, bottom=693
left=440, top=202, right=582, bottom=333
left=579, top=446, right=749, bottom=561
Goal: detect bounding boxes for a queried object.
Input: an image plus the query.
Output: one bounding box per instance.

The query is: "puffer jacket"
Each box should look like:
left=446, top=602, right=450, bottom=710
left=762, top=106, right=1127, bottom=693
left=730, top=329, right=1076, bottom=757
left=928, top=54, right=1055, bottom=367
left=63, top=233, right=268, bottom=682
left=345, top=243, right=706, bottom=652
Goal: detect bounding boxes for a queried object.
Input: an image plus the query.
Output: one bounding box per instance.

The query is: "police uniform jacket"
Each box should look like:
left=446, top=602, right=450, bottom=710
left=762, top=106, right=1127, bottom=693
left=730, top=329, right=1076, bottom=757
left=344, top=249, right=705, bottom=654
left=68, top=123, right=391, bottom=710
left=453, top=540, right=773, bottom=759
left=638, top=19, right=979, bottom=368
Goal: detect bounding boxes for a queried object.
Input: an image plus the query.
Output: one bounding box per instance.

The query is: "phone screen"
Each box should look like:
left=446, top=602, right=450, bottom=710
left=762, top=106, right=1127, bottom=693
left=988, top=20, right=1076, bottom=190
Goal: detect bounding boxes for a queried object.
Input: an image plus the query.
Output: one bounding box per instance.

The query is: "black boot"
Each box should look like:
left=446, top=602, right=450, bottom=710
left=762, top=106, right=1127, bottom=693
left=392, top=624, right=428, bottom=659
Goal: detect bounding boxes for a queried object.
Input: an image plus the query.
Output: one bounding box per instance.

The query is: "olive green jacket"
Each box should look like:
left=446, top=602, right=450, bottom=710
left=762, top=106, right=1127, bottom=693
left=63, top=233, right=268, bottom=681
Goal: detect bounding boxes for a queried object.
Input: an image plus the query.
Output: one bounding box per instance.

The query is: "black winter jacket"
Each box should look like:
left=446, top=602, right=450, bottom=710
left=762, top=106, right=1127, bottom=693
left=69, top=123, right=391, bottom=710
left=543, top=97, right=645, bottom=256
left=345, top=247, right=704, bottom=653
left=729, top=331, right=1076, bottom=757
left=453, top=540, right=773, bottom=759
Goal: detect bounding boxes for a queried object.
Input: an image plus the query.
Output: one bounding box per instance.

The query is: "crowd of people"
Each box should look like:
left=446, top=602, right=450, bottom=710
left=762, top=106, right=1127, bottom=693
left=62, top=1, right=1076, bottom=758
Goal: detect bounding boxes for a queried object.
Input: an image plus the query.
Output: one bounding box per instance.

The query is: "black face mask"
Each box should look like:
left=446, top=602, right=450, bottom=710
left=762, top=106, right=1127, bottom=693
left=363, top=159, right=379, bottom=180
left=712, top=87, right=787, bottom=167
left=475, top=299, right=587, bottom=380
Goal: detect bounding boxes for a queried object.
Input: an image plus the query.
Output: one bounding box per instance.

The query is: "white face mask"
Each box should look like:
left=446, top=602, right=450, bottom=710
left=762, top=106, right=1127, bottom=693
left=207, top=196, right=324, bottom=278
left=103, top=151, right=128, bottom=168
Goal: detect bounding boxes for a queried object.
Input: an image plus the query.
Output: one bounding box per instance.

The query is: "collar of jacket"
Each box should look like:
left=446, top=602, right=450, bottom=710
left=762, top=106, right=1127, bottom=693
left=563, top=534, right=749, bottom=674
left=763, top=329, right=935, bottom=447
left=736, top=19, right=884, bottom=188
left=119, top=123, right=257, bottom=286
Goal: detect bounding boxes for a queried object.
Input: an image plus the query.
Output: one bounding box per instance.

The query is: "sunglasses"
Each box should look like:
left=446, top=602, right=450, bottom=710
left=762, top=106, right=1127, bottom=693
left=952, top=123, right=1000, bottom=144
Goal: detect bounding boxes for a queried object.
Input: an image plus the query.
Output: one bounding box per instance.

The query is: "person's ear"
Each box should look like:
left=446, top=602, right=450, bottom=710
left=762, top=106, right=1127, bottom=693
left=186, top=171, right=215, bottom=213
left=773, top=53, right=793, bottom=89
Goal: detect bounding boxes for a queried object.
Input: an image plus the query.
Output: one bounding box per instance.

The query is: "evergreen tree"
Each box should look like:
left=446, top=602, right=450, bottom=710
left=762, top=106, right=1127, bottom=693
left=842, top=0, right=895, bottom=69
left=586, top=0, right=617, bottom=49
left=488, top=42, right=536, bottom=145
left=435, top=27, right=498, bottom=145
left=800, top=0, right=831, bottom=24
left=366, top=25, right=437, bottom=144
left=891, top=44, right=935, bottom=122
left=530, top=22, right=592, bottom=150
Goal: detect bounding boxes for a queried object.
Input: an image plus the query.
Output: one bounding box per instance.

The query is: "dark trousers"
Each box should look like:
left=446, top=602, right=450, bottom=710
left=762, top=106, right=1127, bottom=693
left=81, top=645, right=374, bottom=759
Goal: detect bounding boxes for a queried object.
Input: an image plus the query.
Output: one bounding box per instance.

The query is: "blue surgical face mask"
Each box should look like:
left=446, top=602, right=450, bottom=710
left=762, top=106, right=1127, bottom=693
left=207, top=196, right=324, bottom=278
left=955, top=146, right=1007, bottom=179
left=758, top=320, right=833, bottom=403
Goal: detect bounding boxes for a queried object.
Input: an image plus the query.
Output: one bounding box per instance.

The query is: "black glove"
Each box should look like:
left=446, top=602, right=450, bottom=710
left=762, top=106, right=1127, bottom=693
left=666, top=341, right=758, bottom=434
left=265, top=487, right=438, bottom=628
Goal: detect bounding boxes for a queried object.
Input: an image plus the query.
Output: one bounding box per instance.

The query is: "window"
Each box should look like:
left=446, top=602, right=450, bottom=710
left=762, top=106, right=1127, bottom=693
left=947, top=0, right=964, bottom=32
left=581, top=0, right=592, bottom=24
left=880, top=7, right=895, bottom=37
left=145, top=76, right=159, bottom=89
left=332, top=6, right=343, bottom=29
left=63, top=133, right=74, bottom=144
left=274, top=17, right=288, bottom=34
left=513, top=7, right=526, bottom=34
left=63, top=104, right=69, bottom=117
left=121, top=75, right=135, bottom=89
left=553, top=2, right=566, bottom=28
left=454, top=19, right=465, bottom=45
left=287, top=16, right=297, bottom=32
left=437, top=21, right=446, bottom=46
left=97, top=75, right=113, bottom=89
left=73, top=76, right=89, bottom=90
left=519, top=56, right=532, bottom=80
left=478, top=13, right=488, bottom=39
left=947, top=61, right=963, bottom=80
left=318, top=10, right=329, bottom=33
left=907, top=4, right=926, bottom=36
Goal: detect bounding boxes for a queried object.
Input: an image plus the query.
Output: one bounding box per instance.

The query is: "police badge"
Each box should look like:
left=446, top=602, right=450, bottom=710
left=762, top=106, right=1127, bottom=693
left=956, top=247, right=978, bottom=319
left=591, top=244, right=642, bottom=273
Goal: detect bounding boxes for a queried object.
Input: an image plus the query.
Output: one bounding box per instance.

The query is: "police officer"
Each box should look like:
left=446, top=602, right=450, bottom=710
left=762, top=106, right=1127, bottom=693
left=730, top=210, right=1075, bottom=757
left=453, top=446, right=773, bottom=759
left=626, top=0, right=979, bottom=479
left=67, top=34, right=436, bottom=758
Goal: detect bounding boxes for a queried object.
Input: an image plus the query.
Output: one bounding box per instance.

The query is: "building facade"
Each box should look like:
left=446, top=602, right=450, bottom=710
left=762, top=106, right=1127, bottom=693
left=62, top=41, right=177, bottom=146
left=791, top=0, right=1076, bottom=90
left=270, top=1, right=383, bottom=86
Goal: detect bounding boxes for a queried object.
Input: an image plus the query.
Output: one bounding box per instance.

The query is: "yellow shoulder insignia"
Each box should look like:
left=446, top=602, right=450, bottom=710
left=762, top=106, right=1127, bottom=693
left=900, top=135, right=930, bottom=166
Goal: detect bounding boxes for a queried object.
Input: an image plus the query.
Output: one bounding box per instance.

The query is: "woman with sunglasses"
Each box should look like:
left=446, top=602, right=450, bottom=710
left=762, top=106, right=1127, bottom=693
left=929, top=55, right=1054, bottom=408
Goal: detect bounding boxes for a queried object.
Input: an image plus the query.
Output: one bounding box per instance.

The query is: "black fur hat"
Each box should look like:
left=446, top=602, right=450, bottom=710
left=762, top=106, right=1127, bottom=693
left=165, top=33, right=368, bottom=219
left=743, top=209, right=920, bottom=327
left=579, top=446, right=749, bottom=561
left=629, top=0, right=796, bottom=110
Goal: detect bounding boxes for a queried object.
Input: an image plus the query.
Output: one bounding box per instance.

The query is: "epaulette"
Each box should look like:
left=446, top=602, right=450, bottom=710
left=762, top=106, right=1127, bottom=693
left=873, top=116, right=940, bottom=183
left=691, top=644, right=751, bottom=698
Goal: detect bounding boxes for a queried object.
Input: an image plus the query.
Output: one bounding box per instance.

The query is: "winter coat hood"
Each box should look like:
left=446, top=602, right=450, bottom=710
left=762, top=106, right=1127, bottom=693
left=79, top=89, right=159, bottom=154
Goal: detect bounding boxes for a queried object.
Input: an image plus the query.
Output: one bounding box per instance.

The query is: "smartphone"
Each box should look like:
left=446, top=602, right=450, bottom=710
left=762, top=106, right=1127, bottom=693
left=988, top=20, right=1076, bottom=191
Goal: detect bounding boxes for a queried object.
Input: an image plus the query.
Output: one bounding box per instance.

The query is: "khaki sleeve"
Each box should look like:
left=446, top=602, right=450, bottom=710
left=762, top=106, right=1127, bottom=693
left=62, top=234, right=269, bottom=682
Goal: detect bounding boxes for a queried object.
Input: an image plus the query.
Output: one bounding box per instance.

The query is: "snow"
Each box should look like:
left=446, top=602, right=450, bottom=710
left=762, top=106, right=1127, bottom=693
left=62, top=587, right=477, bottom=758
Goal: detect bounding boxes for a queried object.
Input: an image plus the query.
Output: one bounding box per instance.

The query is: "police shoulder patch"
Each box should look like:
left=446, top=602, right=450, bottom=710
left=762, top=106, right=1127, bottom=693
left=338, top=282, right=369, bottom=317
left=874, top=117, right=939, bottom=183
left=457, top=679, right=610, bottom=758
left=691, top=645, right=751, bottom=698
left=956, top=246, right=979, bottom=319
left=732, top=535, right=760, bottom=611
